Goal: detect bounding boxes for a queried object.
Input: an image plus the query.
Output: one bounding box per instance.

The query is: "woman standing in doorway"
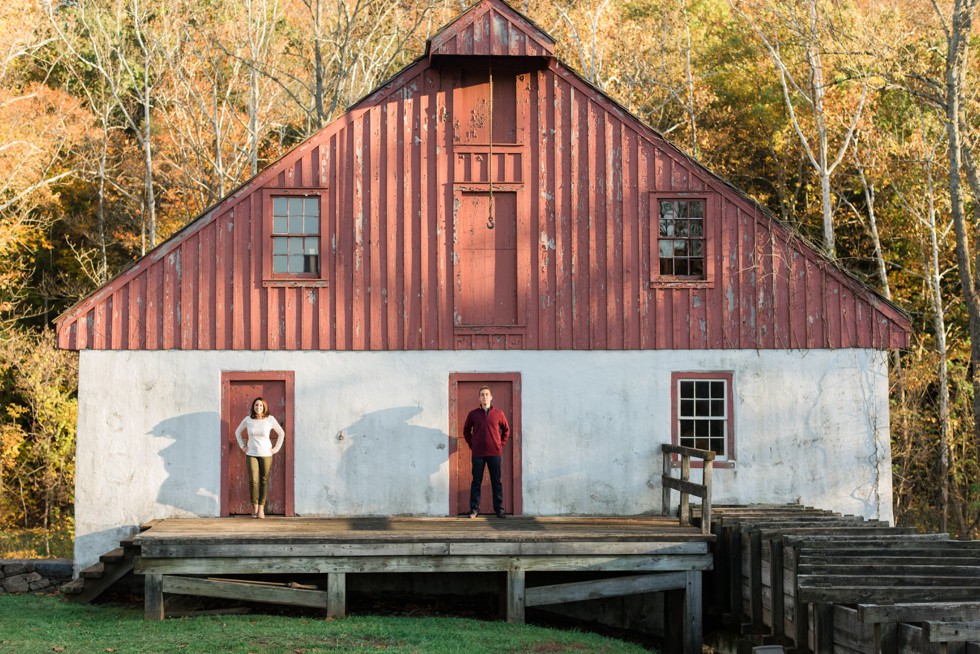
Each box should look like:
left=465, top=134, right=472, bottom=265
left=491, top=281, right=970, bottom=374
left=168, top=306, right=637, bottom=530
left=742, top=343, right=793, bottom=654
left=234, top=397, right=285, bottom=519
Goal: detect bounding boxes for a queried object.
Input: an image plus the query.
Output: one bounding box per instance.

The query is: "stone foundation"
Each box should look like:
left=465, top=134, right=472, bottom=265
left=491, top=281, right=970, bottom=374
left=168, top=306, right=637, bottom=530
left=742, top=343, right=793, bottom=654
left=0, top=559, right=73, bottom=593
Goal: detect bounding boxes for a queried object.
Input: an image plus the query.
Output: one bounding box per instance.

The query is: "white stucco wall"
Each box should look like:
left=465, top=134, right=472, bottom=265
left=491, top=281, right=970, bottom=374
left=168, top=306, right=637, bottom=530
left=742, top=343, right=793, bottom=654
left=74, top=348, right=893, bottom=570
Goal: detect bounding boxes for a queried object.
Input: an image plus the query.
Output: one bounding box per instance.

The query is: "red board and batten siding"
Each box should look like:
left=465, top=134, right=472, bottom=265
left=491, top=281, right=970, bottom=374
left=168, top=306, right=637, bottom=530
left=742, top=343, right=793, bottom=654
left=55, top=0, right=909, bottom=353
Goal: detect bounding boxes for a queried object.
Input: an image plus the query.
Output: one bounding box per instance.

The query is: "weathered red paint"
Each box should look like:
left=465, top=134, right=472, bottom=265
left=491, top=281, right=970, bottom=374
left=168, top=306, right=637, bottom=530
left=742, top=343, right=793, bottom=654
left=220, top=371, right=295, bottom=517
left=448, top=372, right=522, bottom=516
left=55, top=0, right=909, bottom=353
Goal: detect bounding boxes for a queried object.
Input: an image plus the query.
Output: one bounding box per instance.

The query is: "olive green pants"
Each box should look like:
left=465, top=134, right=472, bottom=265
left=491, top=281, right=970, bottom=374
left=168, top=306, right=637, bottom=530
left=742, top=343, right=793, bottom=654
left=246, top=455, right=273, bottom=506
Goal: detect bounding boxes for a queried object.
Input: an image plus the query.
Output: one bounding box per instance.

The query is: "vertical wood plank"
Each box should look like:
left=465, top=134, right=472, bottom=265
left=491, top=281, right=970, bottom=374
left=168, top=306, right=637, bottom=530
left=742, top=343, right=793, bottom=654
left=327, top=572, right=346, bottom=618
left=684, top=570, right=703, bottom=654
left=556, top=74, right=573, bottom=349
left=814, top=603, right=834, bottom=654
left=722, top=200, right=739, bottom=348
left=622, top=129, right=639, bottom=349
left=506, top=568, right=526, bottom=624
left=145, top=574, right=164, bottom=620
left=381, top=101, right=395, bottom=350
left=352, top=111, right=367, bottom=350
left=639, top=146, right=654, bottom=349
left=406, top=80, right=421, bottom=349
left=590, top=102, right=606, bottom=348
left=162, top=251, right=177, bottom=350
left=249, top=194, right=264, bottom=350
left=369, top=105, right=383, bottom=351
left=437, top=71, right=452, bottom=349
left=606, top=117, right=623, bottom=349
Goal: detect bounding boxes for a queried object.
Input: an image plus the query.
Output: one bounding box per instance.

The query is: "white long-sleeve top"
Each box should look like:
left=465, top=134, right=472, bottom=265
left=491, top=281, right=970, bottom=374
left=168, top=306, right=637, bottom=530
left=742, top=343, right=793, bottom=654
left=234, top=416, right=285, bottom=457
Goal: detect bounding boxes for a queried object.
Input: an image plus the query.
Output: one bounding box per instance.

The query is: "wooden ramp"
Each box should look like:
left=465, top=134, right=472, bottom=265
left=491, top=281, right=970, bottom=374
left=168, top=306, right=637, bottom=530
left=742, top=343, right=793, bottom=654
left=706, top=504, right=980, bottom=654
left=134, top=516, right=714, bottom=653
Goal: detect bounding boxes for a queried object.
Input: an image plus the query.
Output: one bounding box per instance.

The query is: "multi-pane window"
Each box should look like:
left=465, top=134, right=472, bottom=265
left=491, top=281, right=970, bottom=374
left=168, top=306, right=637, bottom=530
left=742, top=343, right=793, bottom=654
left=677, top=377, right=729, bottom=458
left=658, top=200, right=704, bottom=277
left=272, top=197, right=320, bottom=276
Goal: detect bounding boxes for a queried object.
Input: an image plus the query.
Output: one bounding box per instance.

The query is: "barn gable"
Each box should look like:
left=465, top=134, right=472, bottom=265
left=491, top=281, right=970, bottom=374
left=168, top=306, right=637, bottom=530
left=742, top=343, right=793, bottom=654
left=55, top=0, right=909, bottom=352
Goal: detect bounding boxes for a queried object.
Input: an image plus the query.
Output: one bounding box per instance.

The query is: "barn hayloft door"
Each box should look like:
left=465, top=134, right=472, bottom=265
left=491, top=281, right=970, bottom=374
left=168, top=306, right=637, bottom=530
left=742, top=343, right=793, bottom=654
left=449, top=372, right=522, bottom=516
left=452, top=63, right=525, bottom=333
left=220, top=371, right=295, bottom=516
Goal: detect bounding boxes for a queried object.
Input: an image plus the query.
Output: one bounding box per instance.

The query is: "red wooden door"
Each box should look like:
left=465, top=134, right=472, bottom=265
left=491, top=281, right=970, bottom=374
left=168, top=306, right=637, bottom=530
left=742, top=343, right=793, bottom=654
left=223, top=377, right=289, bottom=515
left=456, top=191, right=518, bottom=326
left=450, top=374, right=521, bottom=515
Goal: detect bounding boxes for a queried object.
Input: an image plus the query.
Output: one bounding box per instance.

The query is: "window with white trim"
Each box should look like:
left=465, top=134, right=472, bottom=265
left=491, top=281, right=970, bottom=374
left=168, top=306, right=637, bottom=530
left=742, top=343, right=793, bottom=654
left=672, top=372, right=734, bottom=465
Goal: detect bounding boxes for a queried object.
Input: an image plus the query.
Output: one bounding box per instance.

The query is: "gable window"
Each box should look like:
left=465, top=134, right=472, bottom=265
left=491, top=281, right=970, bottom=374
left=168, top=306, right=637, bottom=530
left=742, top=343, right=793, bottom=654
left=650, top=194, right=715, bottom=288
left=671, top=371, right=735, bottom=468
left=658, top=199, right=703, bottom=277
left=272, top=197, right=320, bottom=275
left=263, top=192, right=326, bottom=286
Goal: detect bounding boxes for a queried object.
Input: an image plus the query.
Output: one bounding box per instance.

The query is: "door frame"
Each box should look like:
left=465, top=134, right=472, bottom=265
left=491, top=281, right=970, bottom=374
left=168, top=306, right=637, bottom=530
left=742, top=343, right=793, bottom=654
left=220, top=371, right=295, bottom=517
left=448, top=372, right=522, bottom=516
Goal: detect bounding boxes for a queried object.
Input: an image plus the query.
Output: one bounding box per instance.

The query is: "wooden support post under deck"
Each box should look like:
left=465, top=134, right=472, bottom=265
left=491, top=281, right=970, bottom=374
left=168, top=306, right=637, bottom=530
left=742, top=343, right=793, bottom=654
left=684, top=570, right=703, bottom=654
left=327, top=573, right=346, bottom=618
left=749, top=530, right=763, bottom=630
left=814, top=603, right=834, bottom=654
left=770, top=537, right=784, bottom=637
left=507, top=568, right=526, bottom=624
left=145, top=573, right=164, bottom=621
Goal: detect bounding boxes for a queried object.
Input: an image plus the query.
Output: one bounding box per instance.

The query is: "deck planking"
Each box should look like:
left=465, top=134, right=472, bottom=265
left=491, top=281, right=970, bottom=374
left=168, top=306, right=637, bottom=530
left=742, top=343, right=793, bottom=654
left=135, top=517, right=713, bottom=653
left=134, top=515, right=712, bottom=543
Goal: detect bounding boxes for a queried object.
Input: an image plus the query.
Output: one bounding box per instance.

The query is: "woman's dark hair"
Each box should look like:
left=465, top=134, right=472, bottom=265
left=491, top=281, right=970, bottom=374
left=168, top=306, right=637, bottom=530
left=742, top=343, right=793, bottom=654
left=250, top=397, right=269, bottom=419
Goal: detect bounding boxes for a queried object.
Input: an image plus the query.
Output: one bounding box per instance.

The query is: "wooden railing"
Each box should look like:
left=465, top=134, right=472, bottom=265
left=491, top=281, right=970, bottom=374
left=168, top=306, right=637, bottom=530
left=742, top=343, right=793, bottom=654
left=661, top=444, right=715, bottom=535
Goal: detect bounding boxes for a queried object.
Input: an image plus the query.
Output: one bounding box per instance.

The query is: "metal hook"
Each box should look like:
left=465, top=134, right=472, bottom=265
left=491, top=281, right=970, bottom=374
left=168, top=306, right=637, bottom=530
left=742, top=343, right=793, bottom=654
left=486, top=214, right=495, bottom=230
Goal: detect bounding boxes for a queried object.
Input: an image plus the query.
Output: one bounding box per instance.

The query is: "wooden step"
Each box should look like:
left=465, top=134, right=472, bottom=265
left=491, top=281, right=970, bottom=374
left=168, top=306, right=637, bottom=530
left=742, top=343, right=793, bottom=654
left=100, top=548, right=126, bottom=564
left=81, top=563, right=104, bottom=579
left=60, top=578, right=85, bottom=595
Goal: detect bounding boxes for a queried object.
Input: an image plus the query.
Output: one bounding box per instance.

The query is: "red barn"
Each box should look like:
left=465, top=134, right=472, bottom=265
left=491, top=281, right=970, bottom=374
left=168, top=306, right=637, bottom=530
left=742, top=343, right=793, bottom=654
left=57, top=0, right=909, bottom=571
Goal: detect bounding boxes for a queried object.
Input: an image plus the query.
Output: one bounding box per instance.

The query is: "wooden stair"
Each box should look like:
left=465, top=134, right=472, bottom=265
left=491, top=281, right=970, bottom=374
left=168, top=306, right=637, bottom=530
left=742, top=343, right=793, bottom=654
left=60, top=521, right=158, bottom=603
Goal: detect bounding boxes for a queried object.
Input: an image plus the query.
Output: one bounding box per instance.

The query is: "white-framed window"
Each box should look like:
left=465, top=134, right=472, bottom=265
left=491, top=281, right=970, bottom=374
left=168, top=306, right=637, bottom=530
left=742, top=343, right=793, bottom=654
left=671, top=371, right=735, bottom=467
left=263, top=191, right=327, bottom=286
left=649, top=193, right=717, bottom=288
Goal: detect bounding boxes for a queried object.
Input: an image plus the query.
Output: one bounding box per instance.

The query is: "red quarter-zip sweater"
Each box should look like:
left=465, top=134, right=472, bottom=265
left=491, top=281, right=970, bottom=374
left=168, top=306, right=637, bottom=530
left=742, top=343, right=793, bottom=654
left=463, top=405, right=510, bottom=456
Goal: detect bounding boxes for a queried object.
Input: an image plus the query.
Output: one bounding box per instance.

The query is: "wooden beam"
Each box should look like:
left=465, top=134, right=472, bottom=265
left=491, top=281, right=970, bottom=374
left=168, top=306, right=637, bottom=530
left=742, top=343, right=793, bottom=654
left=683, top=570, right=703, bottom=654
left=524, top=572, right=687, bottom=607
left=140, top=542, right=452, bottom=558
left=799, top=564, right=980, bottom=577
left=924, top=622, right=980, bottom=642
left=799, top=586, right=980, bottom=604
left=801, top=556, right=980, bottom=566
left=662, top=477, right=708, bottom=498
left=161, top=576, right=328, bottom=609
left=140, top=540, right=713, bottom=559
left=858, top=602, right=980, bottom=624
left=446, top=541, right=709, bottom=556
left=145, top=574, right=164, bottom=621
left=814, top=603, right=834, bottom=654
left=799, top=575, right=980, bottom=588
left=506, top=568, right=525, bottom=624
left=137, top=553, right=715, bottom=575
left=327, top=573, right=345, bottom=618
left=662, top=444, right=716, bottom=461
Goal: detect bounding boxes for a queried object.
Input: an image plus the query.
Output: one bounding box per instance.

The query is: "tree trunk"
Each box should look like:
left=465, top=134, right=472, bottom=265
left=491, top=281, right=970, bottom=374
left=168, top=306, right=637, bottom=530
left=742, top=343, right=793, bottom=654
left=944, top=0, right=980, bottom=453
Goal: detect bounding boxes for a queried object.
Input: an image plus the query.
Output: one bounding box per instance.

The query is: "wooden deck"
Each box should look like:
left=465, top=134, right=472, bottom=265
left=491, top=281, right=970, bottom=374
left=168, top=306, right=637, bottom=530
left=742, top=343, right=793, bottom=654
left=134, top=516, right=714, bottom=653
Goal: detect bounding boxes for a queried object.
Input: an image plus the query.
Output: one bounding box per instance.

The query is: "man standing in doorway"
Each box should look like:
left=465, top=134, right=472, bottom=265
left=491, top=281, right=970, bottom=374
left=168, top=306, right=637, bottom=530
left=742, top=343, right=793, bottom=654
left=463, top=385, right=510, bottom=518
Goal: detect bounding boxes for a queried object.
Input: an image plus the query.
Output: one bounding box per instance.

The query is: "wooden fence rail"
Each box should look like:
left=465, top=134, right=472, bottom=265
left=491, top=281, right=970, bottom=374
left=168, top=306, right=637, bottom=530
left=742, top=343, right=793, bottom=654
left=662, top=444, right=715, bottom=535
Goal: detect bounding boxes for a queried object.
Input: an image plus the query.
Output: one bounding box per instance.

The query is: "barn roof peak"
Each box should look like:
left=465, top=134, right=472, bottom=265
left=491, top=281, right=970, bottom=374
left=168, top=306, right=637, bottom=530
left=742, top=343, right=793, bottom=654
left=427, top=0, right=555, bottom=60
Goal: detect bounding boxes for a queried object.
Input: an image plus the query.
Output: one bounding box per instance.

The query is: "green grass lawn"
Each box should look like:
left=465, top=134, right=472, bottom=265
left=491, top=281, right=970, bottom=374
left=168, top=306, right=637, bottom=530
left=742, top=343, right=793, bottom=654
left=0, top=594, right=653, bottom=654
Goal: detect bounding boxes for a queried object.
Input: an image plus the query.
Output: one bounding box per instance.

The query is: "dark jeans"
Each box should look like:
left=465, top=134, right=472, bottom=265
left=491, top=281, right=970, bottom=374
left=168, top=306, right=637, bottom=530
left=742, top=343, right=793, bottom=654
left=247, top=455, right=273, bottom=506
left=470, top=455, right=503, bottom=513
